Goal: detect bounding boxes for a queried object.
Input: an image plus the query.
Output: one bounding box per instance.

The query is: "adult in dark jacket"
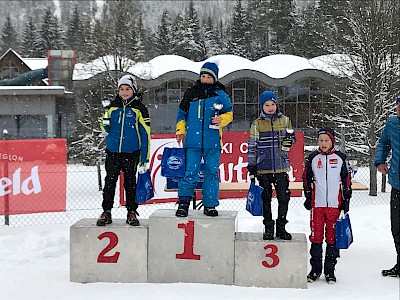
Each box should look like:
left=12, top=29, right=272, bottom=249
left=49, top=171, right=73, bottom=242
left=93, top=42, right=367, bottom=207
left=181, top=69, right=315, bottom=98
left=374, top=95, right=400, bottom=278
left=175, top=62, right=233, bottom=217
left=97, top=74, right=150, bottom=226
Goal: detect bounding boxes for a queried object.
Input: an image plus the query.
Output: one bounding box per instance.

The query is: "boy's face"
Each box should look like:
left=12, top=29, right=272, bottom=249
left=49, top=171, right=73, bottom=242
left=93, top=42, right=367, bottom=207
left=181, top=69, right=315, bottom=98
left=262, top=100, right=277, bottom=114
left=119, top=85, right=134, bottom=100
left=396, top=103, right=400, bottom=117
left=200, top=74, right=214, bottom=85
left=318, top=134, right=333, bottom=152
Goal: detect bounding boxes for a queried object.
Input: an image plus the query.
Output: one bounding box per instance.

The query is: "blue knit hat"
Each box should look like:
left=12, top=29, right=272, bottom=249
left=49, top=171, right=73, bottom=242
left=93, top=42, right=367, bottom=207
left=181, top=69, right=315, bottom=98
left=396, top=95, right=400, bottom=104
left=260, top=90, right=277, bottom=108
left=200, top=62, right=219, bottom=83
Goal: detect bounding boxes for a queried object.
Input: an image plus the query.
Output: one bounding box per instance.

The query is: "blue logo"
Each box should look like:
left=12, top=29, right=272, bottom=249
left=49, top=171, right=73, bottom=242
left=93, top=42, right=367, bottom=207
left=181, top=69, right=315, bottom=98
left=167, top=156, right=182, bottom=170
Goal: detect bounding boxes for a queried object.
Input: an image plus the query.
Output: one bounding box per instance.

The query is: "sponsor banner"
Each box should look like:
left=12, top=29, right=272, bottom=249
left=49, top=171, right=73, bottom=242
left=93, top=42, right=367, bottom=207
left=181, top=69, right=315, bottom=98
left=0, top=139, right=67, bottom=215
left=146, top=131, right=304, bottom=202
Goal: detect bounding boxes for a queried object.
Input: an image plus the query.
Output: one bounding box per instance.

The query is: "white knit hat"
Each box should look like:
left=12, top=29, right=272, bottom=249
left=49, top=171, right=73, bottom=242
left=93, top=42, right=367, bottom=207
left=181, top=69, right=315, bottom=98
left=118, top=75, right=137, bottom=92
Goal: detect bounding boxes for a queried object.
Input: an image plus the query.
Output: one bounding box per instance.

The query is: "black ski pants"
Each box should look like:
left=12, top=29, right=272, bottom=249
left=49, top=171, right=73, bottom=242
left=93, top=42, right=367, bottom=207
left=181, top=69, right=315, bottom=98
left=390, top=188, right=400, bottom=268
left=102, top=150, right=140, bottom=212
left=257, top=172, right=291, bottom=226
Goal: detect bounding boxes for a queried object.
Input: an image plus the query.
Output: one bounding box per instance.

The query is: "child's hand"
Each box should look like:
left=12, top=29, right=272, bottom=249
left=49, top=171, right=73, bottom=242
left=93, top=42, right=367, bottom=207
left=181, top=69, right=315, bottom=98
left=176, top=134, right=185, bottom=145
left=212, top=115, right=221, bottom=125
left=303, top=198, right=312, bottom=210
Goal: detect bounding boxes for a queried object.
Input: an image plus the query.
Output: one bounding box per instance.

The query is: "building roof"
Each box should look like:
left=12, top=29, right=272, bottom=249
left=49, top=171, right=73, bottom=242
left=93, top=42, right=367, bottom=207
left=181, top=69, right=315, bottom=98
left=73, top=54, right=351, bottom=81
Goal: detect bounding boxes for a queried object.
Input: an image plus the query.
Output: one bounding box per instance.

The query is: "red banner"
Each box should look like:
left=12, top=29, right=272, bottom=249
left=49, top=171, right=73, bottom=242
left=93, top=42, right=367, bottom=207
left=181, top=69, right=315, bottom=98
left=0, top=139, right=67, bottom=215
left=147, top=131, right=304, bottom=202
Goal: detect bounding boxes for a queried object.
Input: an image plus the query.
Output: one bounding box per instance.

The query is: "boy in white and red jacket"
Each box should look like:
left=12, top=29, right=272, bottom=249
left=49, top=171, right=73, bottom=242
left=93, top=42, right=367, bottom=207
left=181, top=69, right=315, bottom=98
left=303, top=127, right=352, bottom=284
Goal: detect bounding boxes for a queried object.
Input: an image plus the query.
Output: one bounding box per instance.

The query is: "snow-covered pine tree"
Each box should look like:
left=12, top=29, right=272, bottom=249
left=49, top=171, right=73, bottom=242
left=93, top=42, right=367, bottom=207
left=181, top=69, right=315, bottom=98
left=203, top=15, right=223, bottom=57
left=66, top=6, right=86, bottom=62
left=156, top=10, right=174, bottom=55
left=324, top=0, right=400, bottom=195
left=20, top=17, right=41, bottom=57
left=37, top=7, right=65, bottom=57
left=1, top=14, right=19, bottom=54
left=228, top=0, right=251, bottom=59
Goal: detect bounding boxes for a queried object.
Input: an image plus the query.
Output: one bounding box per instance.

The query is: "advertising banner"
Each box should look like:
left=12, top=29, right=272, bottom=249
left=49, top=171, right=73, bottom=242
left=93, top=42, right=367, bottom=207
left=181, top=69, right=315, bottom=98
left=147, top=131, right=304, bottom=202
left=0, top=139, right=67, bottom=215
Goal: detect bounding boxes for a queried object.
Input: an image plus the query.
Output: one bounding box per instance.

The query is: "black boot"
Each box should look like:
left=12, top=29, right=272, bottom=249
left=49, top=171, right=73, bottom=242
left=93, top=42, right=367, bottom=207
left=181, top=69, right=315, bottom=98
left=263, top=220, right=275, bottom=240
left=176, top=201, right=189, bottom=217
left=276, top=219, right=292, bottom=240
left=126, top=210, right=140, bottom=226
left=204, top=206, right=218, bottom=217
left=96, top=211, right=112, bottom=226
left=382, top=264, right=400, bottom=277
left=324, top=243, right=339, bottom=284
left=307, top=242, right=323, bottom=283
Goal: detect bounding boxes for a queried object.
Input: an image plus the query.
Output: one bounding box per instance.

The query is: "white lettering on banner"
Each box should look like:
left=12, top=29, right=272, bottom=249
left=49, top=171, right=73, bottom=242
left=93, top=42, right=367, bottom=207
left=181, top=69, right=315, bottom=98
left=240, top=143, right=248, bottom=154
left=221, top=143, right=232, bottom=154
left=219, top=156, right=247, bottom=183
left=0, top=166, right=42, bottom=196
left=0, top=153, right=24, bottom=162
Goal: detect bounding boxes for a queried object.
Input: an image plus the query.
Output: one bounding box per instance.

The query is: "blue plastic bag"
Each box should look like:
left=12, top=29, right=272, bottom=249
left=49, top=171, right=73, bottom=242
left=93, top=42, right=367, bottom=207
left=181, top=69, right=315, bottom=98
left=166, top=161, right=203, bottom=189
left=161, top=147, right=186, bottom=178
left=335, top=212, right=353, bottom=249
left=135, top=170, right=154, bottom=203
left=246, top=182, right=264, bottom=216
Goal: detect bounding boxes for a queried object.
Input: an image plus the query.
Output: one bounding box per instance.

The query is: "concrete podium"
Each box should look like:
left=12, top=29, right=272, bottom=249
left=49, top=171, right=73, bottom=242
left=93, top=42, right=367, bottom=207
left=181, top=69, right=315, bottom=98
left=148, top=209, right=238, bottom=285
left=70, top=218, right=148, bottom=283
left=234, top=232, right=307, bottom=289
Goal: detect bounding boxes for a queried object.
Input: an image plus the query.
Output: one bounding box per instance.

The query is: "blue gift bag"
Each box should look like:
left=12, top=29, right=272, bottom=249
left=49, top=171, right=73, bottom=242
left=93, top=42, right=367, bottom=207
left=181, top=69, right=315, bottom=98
left=335, top=213, right=353, bottom=249
left=135, top=170, right=154, bottom=203
left=161, top=147, right=186, bottom=178
left=246, top=183, right=264, bottom=216
left=166, top=161, right=204, bottom=189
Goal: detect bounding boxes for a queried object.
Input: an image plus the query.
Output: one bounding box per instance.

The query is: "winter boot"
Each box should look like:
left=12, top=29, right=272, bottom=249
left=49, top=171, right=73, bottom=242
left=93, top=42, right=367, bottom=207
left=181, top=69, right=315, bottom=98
left=96, top=211, right=112, bottom=226
left=126, top=211, right=140, bottom=226
left=382, top=264, right=400, bottom=277
left=276, top=219, right=292, bottom=240
left=324, top=243, right=339, bottom=284
left=176, top=201, right=189, bottom=217
left=307, top=242, right=323, bottom=283
left=204, top=206, right=218, bottom=217
left=263, top=220, right=275, bottom=240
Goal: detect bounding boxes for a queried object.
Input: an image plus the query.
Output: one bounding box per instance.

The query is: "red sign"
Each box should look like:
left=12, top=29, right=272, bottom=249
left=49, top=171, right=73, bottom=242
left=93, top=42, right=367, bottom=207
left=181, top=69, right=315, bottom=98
left=0, top=139, right=67, bottom=215
left=147, top=131, right=304, bottom=202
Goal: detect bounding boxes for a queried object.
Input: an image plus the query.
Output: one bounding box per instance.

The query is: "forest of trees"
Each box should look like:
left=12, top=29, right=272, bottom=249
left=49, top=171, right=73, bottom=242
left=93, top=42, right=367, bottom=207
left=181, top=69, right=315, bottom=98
left=2, top=0, right=391, bottom=62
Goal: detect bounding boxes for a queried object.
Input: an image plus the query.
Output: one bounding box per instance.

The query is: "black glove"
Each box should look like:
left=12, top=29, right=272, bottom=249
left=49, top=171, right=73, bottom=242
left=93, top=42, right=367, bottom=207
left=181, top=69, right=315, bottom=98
left=303, top=190, right=312, bottom=210
left=247, top=165, right=257, bottom=176
left=282, top=137, right=293, bottom=148
left=343, top=188, right=352, bottom=200
left=339, top=199, right=350, bottom=213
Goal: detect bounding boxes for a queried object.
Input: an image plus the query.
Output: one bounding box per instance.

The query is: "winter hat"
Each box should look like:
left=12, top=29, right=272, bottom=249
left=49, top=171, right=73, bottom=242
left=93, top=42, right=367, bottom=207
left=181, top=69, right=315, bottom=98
left=318, top=127, right=335, bottom=145
left=259, top=90, right=277, bottom=108
left=396, top=95, right=400, bottom=104
left=118, top=74, right=137, bottom=93
left=200, top=62, right=219, bottom=83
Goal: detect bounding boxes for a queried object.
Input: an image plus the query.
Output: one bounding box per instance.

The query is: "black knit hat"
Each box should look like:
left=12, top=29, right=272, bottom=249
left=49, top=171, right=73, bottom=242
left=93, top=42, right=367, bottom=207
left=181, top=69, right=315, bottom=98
left=318, top=127, right=335, bottom=144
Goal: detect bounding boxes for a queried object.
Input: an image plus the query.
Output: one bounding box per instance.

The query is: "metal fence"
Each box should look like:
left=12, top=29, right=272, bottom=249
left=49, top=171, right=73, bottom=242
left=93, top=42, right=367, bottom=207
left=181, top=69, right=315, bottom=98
left=0, top=162, right=391, bottom=227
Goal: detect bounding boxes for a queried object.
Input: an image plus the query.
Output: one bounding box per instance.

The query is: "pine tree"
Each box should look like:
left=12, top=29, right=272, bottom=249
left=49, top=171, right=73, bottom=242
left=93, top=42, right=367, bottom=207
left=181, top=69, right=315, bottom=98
left=20, top=17, right=41, bottom=57
left=1, top=14, right=19, bottom=53
left=203, top=15, right=222, bottom=56
left=268, top=0, right=296, bottom=54
left=156, top=10, right=174, bottom=55
left=37, top=7, right=65, bottom=57
left=228, top=0, right=251, bottom=59
left=66, top=6, right=85, bottom=58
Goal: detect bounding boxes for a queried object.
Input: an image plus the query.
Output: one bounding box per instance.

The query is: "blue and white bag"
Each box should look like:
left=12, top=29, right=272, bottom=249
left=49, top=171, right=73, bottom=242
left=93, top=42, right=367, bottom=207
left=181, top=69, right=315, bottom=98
left=335, top=211, right=353, bottom=249
left=135, top=170, right=154, bottom=203
left=246, top=182, right=264, bottom=216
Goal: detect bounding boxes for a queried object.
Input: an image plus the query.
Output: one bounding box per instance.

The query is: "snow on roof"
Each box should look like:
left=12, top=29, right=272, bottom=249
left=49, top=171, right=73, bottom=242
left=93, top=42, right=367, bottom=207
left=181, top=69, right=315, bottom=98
left=73, top=54, right=350, bottom=81
left=23, top=58, right=48, bottom=71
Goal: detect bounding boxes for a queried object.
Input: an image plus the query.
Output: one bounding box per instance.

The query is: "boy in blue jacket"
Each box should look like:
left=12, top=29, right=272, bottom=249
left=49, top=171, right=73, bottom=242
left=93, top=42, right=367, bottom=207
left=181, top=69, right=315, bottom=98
left=374, top=95, right=400, bottom=278
left=97, top=74, right=150, bottom=226
left=175, top=62, right=233, bottom=217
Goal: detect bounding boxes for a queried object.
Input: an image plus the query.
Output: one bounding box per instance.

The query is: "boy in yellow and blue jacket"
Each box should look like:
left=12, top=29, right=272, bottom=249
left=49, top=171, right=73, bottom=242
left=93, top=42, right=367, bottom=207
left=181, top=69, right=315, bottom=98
left=97, top=74, right=150, bottom=226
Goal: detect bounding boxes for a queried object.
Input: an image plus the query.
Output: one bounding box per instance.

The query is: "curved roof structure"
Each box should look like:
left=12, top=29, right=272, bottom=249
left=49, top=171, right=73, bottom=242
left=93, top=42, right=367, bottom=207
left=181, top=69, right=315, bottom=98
left=73, top=54, right=347, bottom=83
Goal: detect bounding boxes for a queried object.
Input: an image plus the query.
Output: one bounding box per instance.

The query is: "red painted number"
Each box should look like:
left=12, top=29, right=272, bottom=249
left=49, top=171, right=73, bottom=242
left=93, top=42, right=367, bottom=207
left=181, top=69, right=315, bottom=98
left=262, top=244, right=280, bottom=268
left=97, top=232, right=120, bottom=263
left=176, top=220, right=201, bottom=260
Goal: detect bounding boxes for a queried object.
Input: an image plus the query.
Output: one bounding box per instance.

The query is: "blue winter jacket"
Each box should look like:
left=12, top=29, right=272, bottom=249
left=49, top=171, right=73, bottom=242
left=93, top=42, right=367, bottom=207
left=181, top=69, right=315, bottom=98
left=374, top=116, right=400, bottom=190
left=176, top=81, right=233, bottom=149
left=100, top=94, right=151, bottom=163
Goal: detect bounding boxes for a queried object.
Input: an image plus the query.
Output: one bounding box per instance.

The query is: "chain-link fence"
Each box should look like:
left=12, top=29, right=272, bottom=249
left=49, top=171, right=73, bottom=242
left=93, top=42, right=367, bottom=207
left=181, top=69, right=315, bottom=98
left=0, top=162, right=391, bottom=227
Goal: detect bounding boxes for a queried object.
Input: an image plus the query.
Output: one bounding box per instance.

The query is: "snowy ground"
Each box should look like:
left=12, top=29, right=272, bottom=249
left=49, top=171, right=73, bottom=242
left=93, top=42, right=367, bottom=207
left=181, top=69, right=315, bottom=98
left=0, top=200, right=399, bottom=300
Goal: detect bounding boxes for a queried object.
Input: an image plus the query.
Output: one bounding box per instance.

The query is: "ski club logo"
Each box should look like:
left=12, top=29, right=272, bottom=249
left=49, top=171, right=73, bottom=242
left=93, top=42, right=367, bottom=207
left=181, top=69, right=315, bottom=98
left=247, top=191, right=254, bottom=203
left=329, top=158, right=338, bottom=164
left=317, top=158, right=322, bottom=169
left=167, top=156, right=183, bottom=170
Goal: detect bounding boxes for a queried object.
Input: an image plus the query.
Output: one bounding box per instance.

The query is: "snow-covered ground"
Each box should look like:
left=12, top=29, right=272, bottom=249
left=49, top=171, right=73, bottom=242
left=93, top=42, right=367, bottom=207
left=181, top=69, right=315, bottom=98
left=0, top=200, right=399, bottom=299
